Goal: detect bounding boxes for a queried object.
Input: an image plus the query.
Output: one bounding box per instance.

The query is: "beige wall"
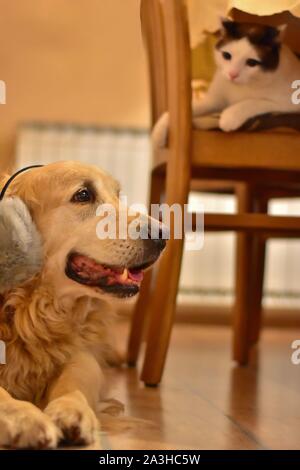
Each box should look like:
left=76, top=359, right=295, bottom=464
left=0, top=0, right=149, bottom=170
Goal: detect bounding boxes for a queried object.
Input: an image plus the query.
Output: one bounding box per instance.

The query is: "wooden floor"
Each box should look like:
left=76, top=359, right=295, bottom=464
left=2, top=323, right=297, bottom=451
left=100, top=323, right=300, bottom=450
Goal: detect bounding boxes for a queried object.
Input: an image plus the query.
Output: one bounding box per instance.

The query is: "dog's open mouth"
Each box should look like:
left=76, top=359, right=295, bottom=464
left=65, top=253, right=144, bottom=298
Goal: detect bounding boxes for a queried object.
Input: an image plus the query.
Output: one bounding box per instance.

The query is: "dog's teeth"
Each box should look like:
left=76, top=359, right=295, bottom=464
left=78, top=271, right=89, bottom=279
left=119, top=269, right=128, bottom=282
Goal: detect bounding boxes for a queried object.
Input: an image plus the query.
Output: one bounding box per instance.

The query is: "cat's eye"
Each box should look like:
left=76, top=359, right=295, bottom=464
left=246, top=58, right=261, bottom=67
left=71, top=187, right=95, bottom=204
left=222, top=51, right=231, bottom=61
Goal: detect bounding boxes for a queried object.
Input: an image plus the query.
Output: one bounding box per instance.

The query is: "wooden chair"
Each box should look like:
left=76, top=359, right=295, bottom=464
left=127, top=0, right=300, bottom=386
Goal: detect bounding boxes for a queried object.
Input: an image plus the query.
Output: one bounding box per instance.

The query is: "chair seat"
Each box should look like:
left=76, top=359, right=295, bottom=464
left=192, top=129, right=300, bottom=171
left=154, top=129, right=300, bottom=186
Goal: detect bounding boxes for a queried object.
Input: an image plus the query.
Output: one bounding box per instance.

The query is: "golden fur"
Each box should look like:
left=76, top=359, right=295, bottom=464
left=0, top=161, right=162, bottom=448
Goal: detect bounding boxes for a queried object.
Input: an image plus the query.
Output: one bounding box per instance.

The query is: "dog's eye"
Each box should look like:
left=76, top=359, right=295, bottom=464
left=246, top=58, right=261, bottom=67
left=222, top=51, right=231, bottom=60
left=71, top=188, right=94, bottom=204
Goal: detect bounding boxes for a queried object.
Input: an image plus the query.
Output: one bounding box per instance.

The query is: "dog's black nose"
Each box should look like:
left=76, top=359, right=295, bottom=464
left=147, top=223, right=168, bottom=251
left=152, top=237, right=166, bottom=251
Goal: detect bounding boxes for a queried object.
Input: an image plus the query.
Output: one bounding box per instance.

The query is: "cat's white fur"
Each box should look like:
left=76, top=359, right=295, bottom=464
left=153, top=26, right=300, bottom=147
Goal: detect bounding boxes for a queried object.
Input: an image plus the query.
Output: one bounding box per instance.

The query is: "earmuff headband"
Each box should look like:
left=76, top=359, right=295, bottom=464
left=0, top=165, right=44, bottom=201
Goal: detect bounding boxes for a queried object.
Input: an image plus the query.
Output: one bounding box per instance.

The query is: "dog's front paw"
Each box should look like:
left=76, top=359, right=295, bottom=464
left=219, top=109, right=244, bottom=132
left=0, top=400, right=61, bottom=449
left=44, top=391, right=100, bottom=446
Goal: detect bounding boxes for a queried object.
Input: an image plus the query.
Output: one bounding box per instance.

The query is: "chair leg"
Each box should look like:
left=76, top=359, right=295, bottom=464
left=248, top=236, right=266, bottom=346
left=248, top=197, right=268, bottom=346
left=127, top=171, right=165, bottom=367
left=141, top=235, right=185, bottom=386
left=233, top=184, right=255, bottom=365
left=140, top=147, right=190, bottom=386
left=127, top=270, right=154, bottom=366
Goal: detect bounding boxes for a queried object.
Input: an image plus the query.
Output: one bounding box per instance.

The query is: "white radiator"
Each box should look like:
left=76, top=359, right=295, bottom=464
left=16, top=123, right=151, bottom=207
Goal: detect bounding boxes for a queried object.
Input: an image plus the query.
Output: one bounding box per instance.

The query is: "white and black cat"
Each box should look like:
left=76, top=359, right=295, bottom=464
left=153, top=19, right=300, bottom=146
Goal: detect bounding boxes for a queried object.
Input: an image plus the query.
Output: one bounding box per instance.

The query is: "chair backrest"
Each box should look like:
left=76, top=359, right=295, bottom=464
left=140, top=0, right=167, bottom=126
left=140, top=0, right=192, bottom=140
left=141, top=0, right=192, bottom=202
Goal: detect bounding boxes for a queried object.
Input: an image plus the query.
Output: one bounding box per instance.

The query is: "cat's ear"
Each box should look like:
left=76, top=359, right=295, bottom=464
left=220, top=16, right=232, bottom=27
left=262, top=24, right=287, bottom=45
left=220, top=16, right=237, bottom=36
left=276, top=24, right=287, bottom=41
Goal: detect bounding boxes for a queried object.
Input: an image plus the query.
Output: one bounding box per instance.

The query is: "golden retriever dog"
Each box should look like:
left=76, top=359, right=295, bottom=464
left=0, top=161, right=166, bottom=449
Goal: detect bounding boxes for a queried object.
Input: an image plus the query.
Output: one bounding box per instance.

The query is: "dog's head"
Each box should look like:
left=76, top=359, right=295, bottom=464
left=6, top=161, right=167, bottom=299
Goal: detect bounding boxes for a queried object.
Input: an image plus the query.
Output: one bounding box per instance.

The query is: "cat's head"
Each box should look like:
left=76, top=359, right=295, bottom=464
left=215, top=19, right=286, bottom=85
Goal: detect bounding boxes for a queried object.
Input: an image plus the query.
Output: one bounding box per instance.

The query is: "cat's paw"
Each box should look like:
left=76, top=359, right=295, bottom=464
left=219, top=109, right=245, bottom=132
left=0, top=399, right=61, bottom=449
left=44, top=391, right=100, bottom=446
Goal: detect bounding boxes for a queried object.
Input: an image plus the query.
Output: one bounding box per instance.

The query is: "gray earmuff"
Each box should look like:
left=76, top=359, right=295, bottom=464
left=0, top=165, right=44, bottom=293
